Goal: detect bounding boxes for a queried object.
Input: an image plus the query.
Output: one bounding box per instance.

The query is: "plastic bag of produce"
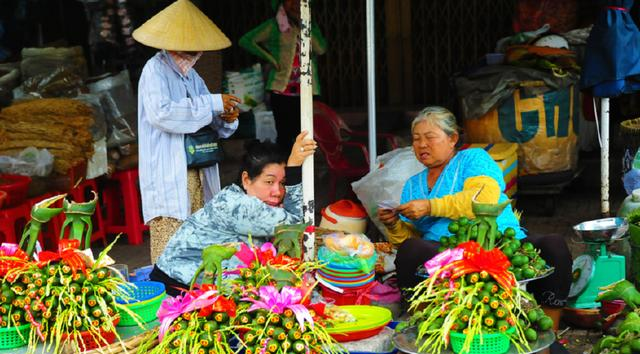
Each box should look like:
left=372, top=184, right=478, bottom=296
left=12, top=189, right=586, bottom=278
left=323, top=232, right=375, bottom=258
left=352, top=147, right=424, bottom=240
left=20, top=46, right=88, bottom=98
left=87, top=70, right=137, bottom=148
left=0, top=147, right=54, bottom=177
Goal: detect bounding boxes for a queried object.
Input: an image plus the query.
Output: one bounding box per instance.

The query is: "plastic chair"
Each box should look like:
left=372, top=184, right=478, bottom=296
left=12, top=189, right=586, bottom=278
left=313, top=108, right=371, bottom=202
left=103, top=168, right=148, bottom=245
left=0, top=202, right=30, bottom=244
left=313, top=101, right=399, bottom=151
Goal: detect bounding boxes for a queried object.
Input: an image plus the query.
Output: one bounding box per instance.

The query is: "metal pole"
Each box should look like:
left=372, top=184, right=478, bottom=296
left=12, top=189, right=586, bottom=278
left=601, top=97, right=610, bottom=216
left=299, top=0, right=315, bottom=260
left=366, top=0, right=377, bottom=171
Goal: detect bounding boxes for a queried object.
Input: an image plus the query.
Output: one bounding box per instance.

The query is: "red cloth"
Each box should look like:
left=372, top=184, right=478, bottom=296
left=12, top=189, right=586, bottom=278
left=37, top=239, right=86, bottom=275
left=513, top=0, right=577, bottom=34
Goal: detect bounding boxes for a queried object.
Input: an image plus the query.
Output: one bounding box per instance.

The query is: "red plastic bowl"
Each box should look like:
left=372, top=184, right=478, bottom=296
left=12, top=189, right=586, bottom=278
left=0, top=174, right=31, bottom=208
left=601, top=300, right=627, bottom=332
left=321, top=285, right=372, bottom=306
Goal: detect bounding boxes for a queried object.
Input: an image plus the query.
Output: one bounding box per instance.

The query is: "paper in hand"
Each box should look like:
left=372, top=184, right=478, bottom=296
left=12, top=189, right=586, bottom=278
left=377, top=200, right=400, bottom=210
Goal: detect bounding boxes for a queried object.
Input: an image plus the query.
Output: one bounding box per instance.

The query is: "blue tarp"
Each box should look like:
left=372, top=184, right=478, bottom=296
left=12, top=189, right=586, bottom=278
left=580, top=0, right=640, bottom=97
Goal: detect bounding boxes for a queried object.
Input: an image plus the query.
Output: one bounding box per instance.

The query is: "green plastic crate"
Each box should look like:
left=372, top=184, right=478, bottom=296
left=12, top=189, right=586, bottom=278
left=0, top=324, right=30, bottom=349
left=117, top=292, right=166, bottom=326
left=449, top=327, right=514, bottom=354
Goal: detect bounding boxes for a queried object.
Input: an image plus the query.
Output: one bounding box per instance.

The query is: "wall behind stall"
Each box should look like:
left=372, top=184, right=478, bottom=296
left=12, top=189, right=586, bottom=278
left=204, top=0, right=513, bottom=111
left=1, top=0, right=515, bottom=110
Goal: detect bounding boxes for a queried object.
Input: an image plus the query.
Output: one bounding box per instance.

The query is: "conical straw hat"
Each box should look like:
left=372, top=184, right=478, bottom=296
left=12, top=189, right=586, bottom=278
left=133, top=0, right=231, bottom=51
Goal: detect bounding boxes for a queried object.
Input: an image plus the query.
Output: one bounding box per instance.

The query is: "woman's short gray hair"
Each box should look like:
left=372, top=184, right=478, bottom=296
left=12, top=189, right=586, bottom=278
left=411, top=106, right=459, bottom=136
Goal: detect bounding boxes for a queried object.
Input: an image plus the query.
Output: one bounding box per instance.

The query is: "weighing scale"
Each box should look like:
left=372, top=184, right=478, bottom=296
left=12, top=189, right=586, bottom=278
left=568, top=217, right=628, bottom=309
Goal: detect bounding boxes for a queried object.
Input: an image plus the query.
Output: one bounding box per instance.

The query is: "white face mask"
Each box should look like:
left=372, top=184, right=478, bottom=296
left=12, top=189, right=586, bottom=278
left=168, top=51, right=203, bottom=75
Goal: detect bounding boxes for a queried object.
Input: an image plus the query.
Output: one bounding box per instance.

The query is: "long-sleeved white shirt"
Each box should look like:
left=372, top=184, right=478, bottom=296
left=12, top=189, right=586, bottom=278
left=138, top=51, right=238, bottom=223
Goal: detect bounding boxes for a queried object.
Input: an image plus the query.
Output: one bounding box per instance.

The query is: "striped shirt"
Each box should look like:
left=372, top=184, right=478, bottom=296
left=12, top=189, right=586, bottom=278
left=138, top=51, right=238, bottom=223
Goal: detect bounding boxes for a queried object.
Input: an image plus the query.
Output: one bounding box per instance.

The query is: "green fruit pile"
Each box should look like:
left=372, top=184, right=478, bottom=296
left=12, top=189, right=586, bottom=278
left=520, top=308, right=554, bottom=342
left=440, top=218, right=549, bottom=281
left=503, top=240, right=547, bottom=281
left=409, top=270, right=550, bottom=354
left=155, top=305, right=236, bottom=354
left=594, top=311, right=640, bottom=354
left=242, top=308, right=326, bottom=354
left=1, top=260, right=132, bottom=353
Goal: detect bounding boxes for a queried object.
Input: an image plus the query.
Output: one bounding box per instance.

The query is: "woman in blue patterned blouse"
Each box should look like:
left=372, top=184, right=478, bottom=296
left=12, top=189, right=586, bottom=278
left=151, top=132, right=316, bottom=295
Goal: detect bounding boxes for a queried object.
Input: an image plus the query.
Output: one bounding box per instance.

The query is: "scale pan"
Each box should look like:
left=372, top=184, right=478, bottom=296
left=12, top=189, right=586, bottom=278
left=573, top=217, right=628, bottom=242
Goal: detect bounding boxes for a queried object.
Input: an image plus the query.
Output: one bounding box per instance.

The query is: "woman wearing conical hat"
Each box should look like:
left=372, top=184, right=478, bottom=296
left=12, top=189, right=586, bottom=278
left=133, top=0, right=240, bottom=263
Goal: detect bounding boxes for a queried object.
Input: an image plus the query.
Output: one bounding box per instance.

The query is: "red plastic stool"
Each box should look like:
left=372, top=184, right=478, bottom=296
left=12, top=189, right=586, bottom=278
left=56, top=179, right=107, bottom=249
left=103, top=169, right=148, bottom=245
left=0, top=202, right=30, bottom=244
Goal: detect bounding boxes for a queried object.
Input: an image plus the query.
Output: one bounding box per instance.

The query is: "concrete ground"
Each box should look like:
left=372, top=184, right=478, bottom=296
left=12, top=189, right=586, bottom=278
left=99, top=136, right=628, bottom=353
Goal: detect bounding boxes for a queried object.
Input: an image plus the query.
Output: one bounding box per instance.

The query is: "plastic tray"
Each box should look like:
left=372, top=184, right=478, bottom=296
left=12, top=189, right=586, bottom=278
left=326, top=305, right=392, bottom=340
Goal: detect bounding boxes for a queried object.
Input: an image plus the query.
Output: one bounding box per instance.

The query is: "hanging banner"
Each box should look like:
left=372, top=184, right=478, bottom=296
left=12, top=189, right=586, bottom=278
left=464, top=85, right=579, bottom=176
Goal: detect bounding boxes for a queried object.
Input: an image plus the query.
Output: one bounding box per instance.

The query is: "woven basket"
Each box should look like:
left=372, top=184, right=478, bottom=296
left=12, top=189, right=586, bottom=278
left=0, top=324, right=30, bottom=349
left=118, top=292, right=165, bottom=326
left=116, top=281, right=166, bottom=326
left=449, top=327, right=514, bottom=354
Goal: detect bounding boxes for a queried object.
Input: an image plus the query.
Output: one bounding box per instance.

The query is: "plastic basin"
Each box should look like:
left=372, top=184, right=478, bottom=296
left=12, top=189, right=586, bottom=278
left=0, top=174, right=31, bottom=208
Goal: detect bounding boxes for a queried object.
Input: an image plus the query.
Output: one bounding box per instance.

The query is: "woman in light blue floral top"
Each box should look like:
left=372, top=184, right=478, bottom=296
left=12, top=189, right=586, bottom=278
left=151, top=132, right=316, bottom=295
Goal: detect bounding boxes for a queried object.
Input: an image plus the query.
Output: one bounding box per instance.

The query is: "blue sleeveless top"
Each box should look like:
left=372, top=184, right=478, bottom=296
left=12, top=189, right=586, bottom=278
left=400, top=148, right=525, bottom=241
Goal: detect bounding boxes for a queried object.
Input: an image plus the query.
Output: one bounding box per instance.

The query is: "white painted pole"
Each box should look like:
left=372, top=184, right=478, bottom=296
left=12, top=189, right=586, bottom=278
left=601, top=97, right=610, bottom=216
left=366, top=0, right=377, bottom=171
left=299, top=0, right=315, bottom=259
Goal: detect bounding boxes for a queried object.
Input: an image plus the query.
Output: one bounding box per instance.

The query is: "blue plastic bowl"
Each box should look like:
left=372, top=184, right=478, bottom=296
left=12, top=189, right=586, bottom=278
left=116, top=281, right=166, bottom=304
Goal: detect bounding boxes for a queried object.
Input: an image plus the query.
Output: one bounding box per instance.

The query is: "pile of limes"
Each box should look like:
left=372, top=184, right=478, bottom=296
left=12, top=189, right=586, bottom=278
left=439, top=219, right=549, bottom=281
